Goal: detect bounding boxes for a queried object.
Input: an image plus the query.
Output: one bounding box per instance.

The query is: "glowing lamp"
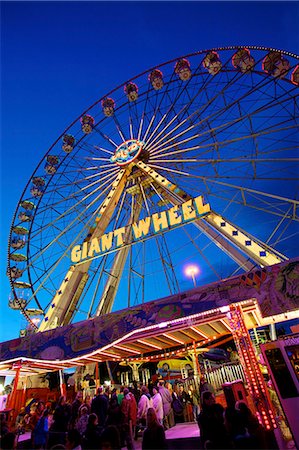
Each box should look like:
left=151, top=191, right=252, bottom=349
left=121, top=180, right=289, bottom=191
left=185, top=264, right=200, bottom=287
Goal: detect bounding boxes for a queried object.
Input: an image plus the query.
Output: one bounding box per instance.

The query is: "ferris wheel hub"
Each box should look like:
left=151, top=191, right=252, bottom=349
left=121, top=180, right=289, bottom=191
left=110, top=139, right=145, bottom=166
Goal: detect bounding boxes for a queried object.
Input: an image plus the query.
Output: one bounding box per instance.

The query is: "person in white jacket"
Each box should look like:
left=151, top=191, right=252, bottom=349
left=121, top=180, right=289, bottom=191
left=152, top=386, right=163, bottom=425
left=135, top=385, right=152, bottom=439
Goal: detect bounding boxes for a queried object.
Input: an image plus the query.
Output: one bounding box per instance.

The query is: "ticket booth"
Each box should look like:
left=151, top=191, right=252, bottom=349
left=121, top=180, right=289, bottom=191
left=222, top=380, right=248, bottom=408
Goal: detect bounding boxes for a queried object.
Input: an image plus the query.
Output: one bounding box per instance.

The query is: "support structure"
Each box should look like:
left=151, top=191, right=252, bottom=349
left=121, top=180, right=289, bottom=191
left=127, top=362, right=143, bottom=382
left=6, top=363, right=21, bottom=412
left=188, top=341, right=202, bottom=390
left=59, top=369, right=66, bottom=398
left=228, top=304, right=276, bottom=431
left=95, top=363, right=100, bottom=389
left=21, top=375, right=27, bottom=409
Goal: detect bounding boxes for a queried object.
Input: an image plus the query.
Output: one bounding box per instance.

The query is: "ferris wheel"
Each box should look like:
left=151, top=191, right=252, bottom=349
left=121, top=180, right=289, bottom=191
left=7, top=46, right=299, bottom=332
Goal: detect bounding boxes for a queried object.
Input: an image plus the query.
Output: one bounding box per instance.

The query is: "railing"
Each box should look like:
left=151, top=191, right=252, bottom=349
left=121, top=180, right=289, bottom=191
left=180, top=361, right=245, bottom=392
left=204, top=361, right=245, bottom=391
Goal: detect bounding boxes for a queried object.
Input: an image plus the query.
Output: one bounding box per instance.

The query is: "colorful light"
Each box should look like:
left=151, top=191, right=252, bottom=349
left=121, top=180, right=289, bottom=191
left=185, top=264, right=200, bottom=286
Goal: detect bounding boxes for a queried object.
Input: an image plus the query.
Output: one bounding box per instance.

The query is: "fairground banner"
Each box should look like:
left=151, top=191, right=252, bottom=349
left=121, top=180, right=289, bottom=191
left=0, top=258, right=298, bottom=362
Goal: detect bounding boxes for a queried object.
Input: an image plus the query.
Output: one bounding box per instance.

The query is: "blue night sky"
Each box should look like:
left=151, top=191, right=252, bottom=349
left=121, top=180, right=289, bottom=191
left=1, top=1, right=299, bottom=342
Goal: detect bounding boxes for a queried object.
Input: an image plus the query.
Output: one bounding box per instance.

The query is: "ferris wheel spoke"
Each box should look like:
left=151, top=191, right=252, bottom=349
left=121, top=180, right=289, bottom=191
left=144, top=80, right=201, bottom=148
left=266, top=205, right=294, bottom=244
left=140, top=68, right=183, bottom=144
left=35, top=167, right=119, bottom=218
left=133, top=81, right=155, bottom=142
left=149, top=103, right=298, bottom=161
left=112, top=114, right=128, bottom=142
left=39, top=165, right=118, bottom=196
left=143, top=51, right=235, bottom=149
left=31, top=174, right=118, bottom=220
left=84, top=156, right=113, bottom=162
left=147, top=68, right=298, bottom=156
left=93, top=145, right=114, bottom=155
left=148, top=163, right=191, bottom=177
left=30, top=172, right=118, bottom=244
left=148, top=83, right=298, bottom=158
left=191, top=176, right=299, bottom=219
left=93, top=127, right=118, bottom=148
left=144, top=60, right=266, bottom=154
left=25, top=204, right=102, bottom=308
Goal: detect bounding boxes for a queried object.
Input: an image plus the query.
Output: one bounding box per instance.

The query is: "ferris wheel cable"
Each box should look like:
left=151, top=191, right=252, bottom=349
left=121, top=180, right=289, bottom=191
left=149, top=182, right=165, bottom=202
left=79, top=166, right=119, bottom=180
left=84, top=156, right=113, bottom=162
left=154, top=237, right=177, bottom=295
left=113, top=119, right=127, bottom=142
left=147, top=88, right=299, bottom=157
left=138, top=177, right=151, bottom=215
left=149, top=157, right=299, bottom=164
left=82, top=163, right=117, bottom=170
left=135, top=79, right=154, bottom=142
left=200, top=192, right=298, bottom=221
left=145, top=69, right=299, bottom=155
left=73, top=261, right=109, bottom=319
left=113, top=189, right=129, bottom=229
left=39, top=164, right=118, bottom=199
left=29, top=170, right=119, bottom=230
left=128, top=101, right=139, bottom=139
left=140, top=65, right=183, bottom=146
left=93, top=146, right=114, bottom=155
left=271, top=230, right=299, bottom=248
left=143, top=60, right=265, bottom=153
left=87, top=254, right=113, bottom=318
left=181, top=226, right=222, bottom=280
left=148, top=163, right=191, bottom=177
left=27, top=172, right=118, bottom=256
left=265, top=205, right=294, bottom=244
left=148, top=121, right=299, bottom=160
left=141, top=111, right=157, bottom=143
left=129, top=114, right=134, bottom=140
left=23, top=198, right=107, bottom=307
left=112, top=112, right=128, bottom=142
left=28, top=164, right=118, bottom=207
left=137, top=112, right=145, bottom=141
left=92, top=127, right=119, bottom=148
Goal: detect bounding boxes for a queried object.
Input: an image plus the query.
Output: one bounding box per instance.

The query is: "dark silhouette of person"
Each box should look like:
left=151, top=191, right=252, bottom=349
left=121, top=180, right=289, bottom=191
left=224, top=406, right=259, bottom=449
left=142, top=408, right=167, bottom=450
left=91, top=387, right=109, bottom=428
left=197, top=391, right=229, bottom=449
left=100, top=425, right=121, bottom=450
left=83, top=413, right=102, bottom=450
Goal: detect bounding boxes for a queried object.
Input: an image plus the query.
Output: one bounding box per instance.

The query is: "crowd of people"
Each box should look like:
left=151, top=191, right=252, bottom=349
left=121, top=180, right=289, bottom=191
left=0, top=379, right=270, bottom=450
left=0, top=380, right=186, bottom=450
left=197, top=391, right=268, bottom=449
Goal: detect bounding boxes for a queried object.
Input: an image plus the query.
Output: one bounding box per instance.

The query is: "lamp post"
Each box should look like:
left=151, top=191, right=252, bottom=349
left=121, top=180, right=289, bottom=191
left=185, top=264, right=199, bottom=287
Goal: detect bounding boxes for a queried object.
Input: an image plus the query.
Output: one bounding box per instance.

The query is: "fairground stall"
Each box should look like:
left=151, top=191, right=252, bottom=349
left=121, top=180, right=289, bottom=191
left=1, top=258, right=299, bottom=447
left=3, top=47, right=299, bottom=448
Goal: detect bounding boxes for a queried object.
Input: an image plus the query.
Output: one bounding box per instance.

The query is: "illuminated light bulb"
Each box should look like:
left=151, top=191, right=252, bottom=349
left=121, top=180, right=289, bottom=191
left=185, top=264, right=200, bottom=287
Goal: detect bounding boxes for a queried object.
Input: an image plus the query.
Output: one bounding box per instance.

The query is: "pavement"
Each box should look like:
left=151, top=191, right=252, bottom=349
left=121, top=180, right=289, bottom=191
left=125, top=422, right=200, bottom=450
